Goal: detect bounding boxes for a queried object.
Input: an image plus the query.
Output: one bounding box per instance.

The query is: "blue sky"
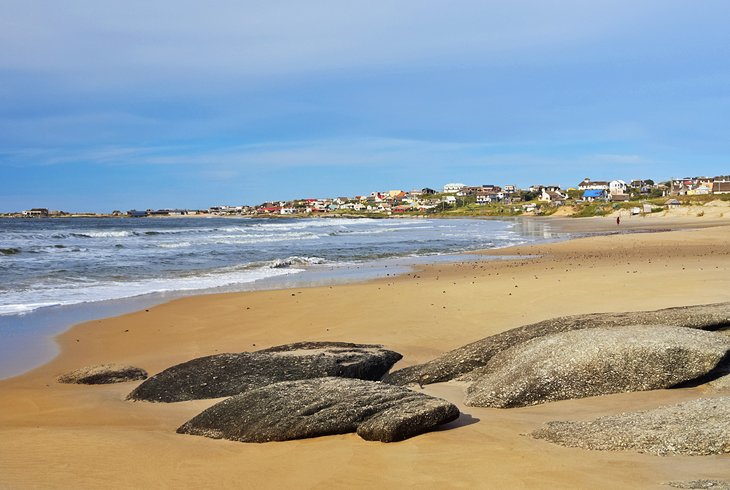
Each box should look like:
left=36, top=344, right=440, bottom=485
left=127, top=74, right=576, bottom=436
left=1, top=1, right=729, bottom=211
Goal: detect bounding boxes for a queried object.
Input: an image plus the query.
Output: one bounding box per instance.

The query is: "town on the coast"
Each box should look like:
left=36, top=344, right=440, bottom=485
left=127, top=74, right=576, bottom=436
left=9, top=174, right=730, bottom=218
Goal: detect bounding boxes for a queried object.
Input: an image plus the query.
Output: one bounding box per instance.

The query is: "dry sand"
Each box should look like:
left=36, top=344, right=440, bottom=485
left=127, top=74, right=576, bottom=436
left=2, top=218, right=730, bottom=489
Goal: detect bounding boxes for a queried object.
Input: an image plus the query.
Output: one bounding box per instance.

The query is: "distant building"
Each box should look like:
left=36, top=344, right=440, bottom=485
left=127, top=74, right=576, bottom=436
left=23, top=208, right=49, bottom=218
left=609, top=180, right=628, bottom=195
left=582, top=189, right=609, bottom=201
left=127, top=210, right=148, bottom=217
left=443, top=183, right=466, bottom=194
left=578, top=178, right=610, bottom=191
left=713, top=178, right=730, bottom=194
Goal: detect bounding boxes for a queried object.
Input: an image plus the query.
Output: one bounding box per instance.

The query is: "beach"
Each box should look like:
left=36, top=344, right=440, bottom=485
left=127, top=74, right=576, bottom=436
left=1, top=216, right=729, bottom=489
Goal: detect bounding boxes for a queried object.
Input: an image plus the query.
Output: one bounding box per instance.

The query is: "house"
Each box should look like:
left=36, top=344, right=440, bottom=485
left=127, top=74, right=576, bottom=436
left=609, top=180, right=628, bottom=195
left=443, top=195, right=457, bottom=205
left=443, top=183, right=465, bottom=193
left=23, top=208, right=50, bottom=218
left=713, top=180, right=730, bottom=194
left=539, top=189, right=567, bottom=204
left=476, top=192, right=503, bottom=204
left=280, top=207, right=297, bottom=215
left=665, top=199, right=681, bottom=209
left=391, top=205, right=412, bottom=213
left=127, top=210, right=148, bottom=217
left=582, top=189, right=609, bottom=201
left=688, top=185, right=712, bottom=196
left=578, top=178, right=610, bottom=191
left=503, top=185, right=517, bottom=194
left=610, top=194, right=630, bottom=202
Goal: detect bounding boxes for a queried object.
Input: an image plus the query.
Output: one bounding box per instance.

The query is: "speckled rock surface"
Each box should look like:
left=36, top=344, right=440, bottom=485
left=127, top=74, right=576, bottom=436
left=384, top=303, right=730, bottom=386
left=668, top=480, right=730, bottom=489
left=177, top=377, right=459, bottom=443
left=464, top=326, right=729, bottom=408
left=532, top=397, right=730, bottom=456
left=128, top=342, right=402, bottom=402
left=57, top=364, right=148, bottom=384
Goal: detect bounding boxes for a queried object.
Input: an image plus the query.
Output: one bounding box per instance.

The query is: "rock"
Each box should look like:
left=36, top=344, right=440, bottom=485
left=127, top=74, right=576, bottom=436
left=57, top=364, right=148, bottom=384
left=128, top=341, right=402, bottom=402
left=706, top=370, right=730, bottom=391
left=177, top=377, right=459, bottom=443
left=384, top=303, right=730, bottom=386
left=668, top=480, right=730, bottom=489
left=464, top=326, right=729, bottom=408
left=532, top=397, right=730, bottom=456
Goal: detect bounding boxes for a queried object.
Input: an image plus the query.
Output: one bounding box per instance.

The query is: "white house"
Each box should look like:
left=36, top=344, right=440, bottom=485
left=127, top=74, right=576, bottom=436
left=609, top=180, right=628, bottom=195
left=539, top=189, right=567, bottom=203
left=443, top=183, right=466, bottom=194
left=578, top=178, right=610, bottom=191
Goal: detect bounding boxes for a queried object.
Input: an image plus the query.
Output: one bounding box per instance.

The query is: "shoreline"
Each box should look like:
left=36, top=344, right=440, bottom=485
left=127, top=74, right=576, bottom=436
left=0, top=212, right=730, bottom=381
left=1, top=217, right=729, bottom=488
left=0, top=216, right=568, bottom=380
left=1, top=213, right=716, bottom=381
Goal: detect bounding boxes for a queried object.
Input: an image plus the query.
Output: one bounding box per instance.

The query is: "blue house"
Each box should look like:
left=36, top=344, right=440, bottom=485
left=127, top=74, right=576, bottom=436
left=582, top=189, right=609, bottom=202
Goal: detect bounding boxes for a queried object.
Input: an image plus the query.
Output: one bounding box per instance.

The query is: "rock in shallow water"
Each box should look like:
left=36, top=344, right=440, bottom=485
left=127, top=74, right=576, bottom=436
left=384, top=303, right=730, bottom=386
left=128, top=342, right=402, bottom=402
left=177, top=377, right=459, bottom=442
left=58, top=364, right=148, bottom=384
left=464, top=325, right=730, bottom=408
left=532, top=397, right=730, bottom=456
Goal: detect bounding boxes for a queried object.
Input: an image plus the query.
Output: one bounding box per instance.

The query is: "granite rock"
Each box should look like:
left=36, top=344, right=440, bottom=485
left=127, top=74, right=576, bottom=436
left=128, top=341, right=402, bottom=402
left=384, top=303, right=730, bottom=386
left=464, top=326, right=729, bottom=407
left=57, top=364, right=148, bottom=384
left=532, top=397, right=730, bottom=456
left=177, top=377, right=459, bottom=443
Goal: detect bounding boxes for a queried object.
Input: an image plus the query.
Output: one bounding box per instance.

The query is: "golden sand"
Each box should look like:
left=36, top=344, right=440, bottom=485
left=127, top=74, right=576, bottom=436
left=1, top=217, right=729, bottom=489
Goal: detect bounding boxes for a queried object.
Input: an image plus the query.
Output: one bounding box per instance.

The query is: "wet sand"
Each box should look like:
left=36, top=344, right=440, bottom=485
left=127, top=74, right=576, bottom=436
left=1, top=218, right=729, bottom=489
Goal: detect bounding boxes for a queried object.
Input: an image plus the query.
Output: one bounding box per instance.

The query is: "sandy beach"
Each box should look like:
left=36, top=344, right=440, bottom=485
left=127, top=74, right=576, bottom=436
left=1, top=216, right=729, bottom=489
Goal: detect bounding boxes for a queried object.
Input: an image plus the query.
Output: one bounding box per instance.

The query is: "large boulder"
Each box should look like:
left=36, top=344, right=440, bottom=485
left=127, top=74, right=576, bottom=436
left=532, top=396, right=730, bottom=456
left=385, top=303, right=730, bottom=386
left=464, top=326, right=730, bottom=408
left=58, top=364, right=148, bottom=384
left=177, top=377, right=459, bottom=443
left=128, top=342, right=402, bottom=402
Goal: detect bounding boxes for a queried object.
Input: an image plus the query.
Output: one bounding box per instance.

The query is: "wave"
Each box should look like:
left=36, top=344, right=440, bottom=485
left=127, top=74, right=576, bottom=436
left=71, top=231, right=134, bottom=238
left=0, top=248, right=21, bottom=255
left=268, top=256, right=326, bottom=269
left=0, top=265, right=304, bottom=317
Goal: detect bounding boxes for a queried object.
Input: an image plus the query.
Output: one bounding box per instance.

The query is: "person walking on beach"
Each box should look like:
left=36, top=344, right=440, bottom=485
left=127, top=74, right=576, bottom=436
left=616, top=216, right=621, bottom=226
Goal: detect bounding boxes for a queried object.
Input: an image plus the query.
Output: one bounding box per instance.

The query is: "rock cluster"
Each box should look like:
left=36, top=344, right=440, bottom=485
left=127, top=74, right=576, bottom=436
left=128, top=342, right=402, bottom=402
left=531, top=396, right=730, bottom=456
left=57, top=364, right=148, bottom=384
left=464, top=326, right=729, bottom=407
left=384, top=303, right=730, bottom=386
left=668, top=481, right=730, bottom=490
left=177, top=377, right=459, bottom=443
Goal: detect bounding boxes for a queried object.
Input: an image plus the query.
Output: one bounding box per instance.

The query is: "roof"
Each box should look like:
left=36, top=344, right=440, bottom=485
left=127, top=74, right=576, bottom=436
left=583, top=189, right=605, bottom=198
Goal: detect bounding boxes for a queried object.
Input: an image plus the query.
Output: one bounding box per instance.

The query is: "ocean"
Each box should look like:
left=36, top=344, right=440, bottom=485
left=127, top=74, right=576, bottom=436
left=0, top=216, right=563, bottom=377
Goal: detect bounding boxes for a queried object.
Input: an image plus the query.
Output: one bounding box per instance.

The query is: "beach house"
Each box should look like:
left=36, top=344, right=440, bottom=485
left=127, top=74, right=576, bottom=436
left=582, top=189, right=609, bottom=201
left=443, top=183, right=466, bottom=194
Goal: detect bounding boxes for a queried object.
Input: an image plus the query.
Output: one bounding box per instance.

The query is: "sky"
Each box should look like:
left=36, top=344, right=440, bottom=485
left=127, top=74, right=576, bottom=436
left=1, top=1, right=729, bottom=211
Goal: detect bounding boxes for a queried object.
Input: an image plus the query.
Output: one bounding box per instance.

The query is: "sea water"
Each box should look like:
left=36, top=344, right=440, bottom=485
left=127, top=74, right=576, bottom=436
left=0, top=216, right=563, bottom=377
